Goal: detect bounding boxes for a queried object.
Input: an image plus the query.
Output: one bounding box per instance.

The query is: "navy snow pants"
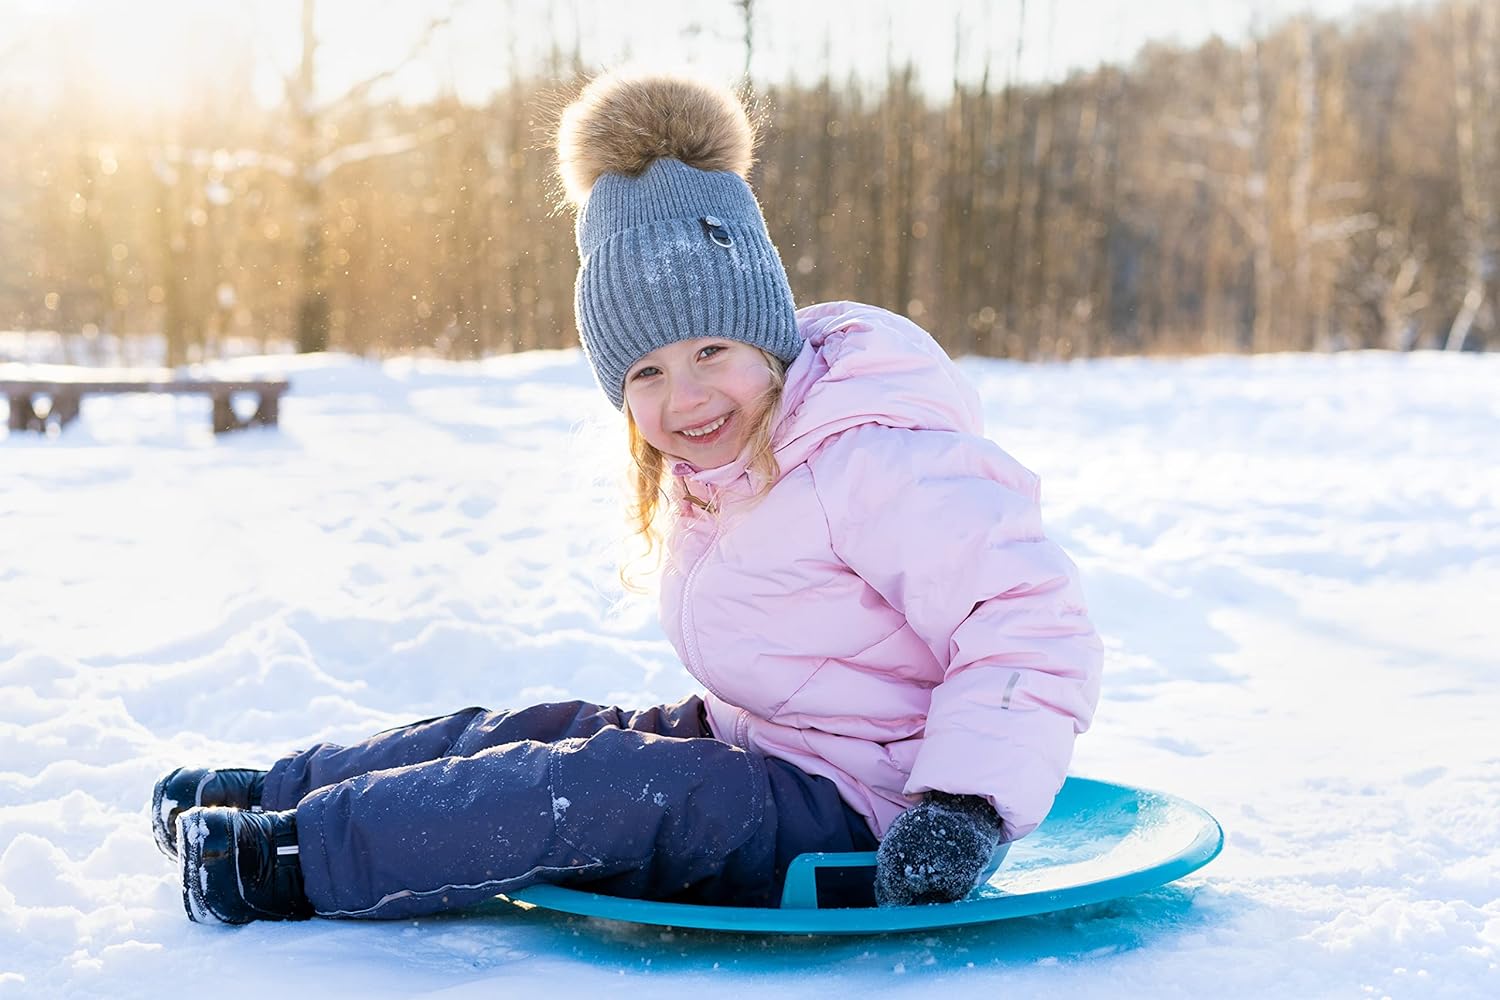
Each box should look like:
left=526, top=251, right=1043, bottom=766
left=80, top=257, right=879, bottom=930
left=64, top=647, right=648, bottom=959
left=260, top=696, right=877, bottom=919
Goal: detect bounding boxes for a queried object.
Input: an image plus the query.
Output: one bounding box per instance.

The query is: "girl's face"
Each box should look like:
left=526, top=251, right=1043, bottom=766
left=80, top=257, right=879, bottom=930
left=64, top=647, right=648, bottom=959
left=623, top=338, right=774, bottom=469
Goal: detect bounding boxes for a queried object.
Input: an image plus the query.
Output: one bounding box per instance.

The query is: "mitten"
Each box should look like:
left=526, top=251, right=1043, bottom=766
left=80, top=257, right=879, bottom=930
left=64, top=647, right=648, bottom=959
left=874, top=791, right=1004, bottom=906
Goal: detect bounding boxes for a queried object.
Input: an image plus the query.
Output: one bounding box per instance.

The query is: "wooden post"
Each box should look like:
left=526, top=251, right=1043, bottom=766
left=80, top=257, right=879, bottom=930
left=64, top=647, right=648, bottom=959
left=53, top=390, right=82, bottom=428
left=252, top=389, right=280, bottom=428
left=211, top=392, right=238, bottom=434
left=7, top=393, right=35, bottom=432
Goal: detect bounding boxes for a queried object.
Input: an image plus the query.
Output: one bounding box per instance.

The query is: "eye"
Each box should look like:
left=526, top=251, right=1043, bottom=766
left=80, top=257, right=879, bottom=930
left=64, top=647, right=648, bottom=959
left=698, top=344, right=728, bottom=360
left=630, top=365, right=660, bottom=381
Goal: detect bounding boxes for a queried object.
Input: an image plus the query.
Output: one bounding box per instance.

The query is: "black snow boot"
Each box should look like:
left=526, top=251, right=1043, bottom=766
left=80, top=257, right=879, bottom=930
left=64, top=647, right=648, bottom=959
left=152, top=766, right=267, bottom=858
left=178, top=806, right=314, bottom=924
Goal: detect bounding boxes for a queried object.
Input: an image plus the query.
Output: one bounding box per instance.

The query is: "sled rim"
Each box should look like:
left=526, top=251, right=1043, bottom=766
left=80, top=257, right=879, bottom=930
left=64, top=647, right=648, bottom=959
left=502, top=776, right=1223, bottom=935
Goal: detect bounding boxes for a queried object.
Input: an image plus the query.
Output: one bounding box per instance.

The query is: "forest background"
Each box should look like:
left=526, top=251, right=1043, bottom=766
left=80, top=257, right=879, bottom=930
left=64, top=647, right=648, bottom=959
left=2, top=0, right=1495, bottom=366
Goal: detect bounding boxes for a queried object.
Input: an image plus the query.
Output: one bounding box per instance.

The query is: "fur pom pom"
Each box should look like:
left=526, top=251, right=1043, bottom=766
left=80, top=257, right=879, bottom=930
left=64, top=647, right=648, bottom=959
left=556, top=73, right=757, bottom=208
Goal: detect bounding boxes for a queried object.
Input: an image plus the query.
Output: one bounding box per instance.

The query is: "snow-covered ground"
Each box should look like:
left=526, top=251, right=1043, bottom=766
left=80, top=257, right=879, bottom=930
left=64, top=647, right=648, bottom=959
left=2, top=345, right=1496, bottom=998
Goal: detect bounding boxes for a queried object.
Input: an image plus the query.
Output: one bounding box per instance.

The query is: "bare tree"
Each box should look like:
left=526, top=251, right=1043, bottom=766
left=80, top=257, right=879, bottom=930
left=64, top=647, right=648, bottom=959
left=1024, top=0, right=1060, bottom=355
left=996, top=0, right=1028, bottom=352
left=735, top=0, right=755, bottom=86
left=285, top=0, right=458, bottom=353
left=1445, top=0, right=1495, bottom=350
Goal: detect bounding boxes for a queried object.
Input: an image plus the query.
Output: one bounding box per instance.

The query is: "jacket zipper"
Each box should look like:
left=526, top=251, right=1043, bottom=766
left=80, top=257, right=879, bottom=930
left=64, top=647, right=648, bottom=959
left=682, top=488, right=716, bottom=514
left=679, top=491, right=730, bottom=706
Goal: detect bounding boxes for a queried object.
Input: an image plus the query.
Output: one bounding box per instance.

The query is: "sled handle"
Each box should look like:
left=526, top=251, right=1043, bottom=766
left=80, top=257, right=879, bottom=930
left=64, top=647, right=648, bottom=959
left=778, top=852, right=878, bottom=909
left=778, top=844, right=1013, bottom=909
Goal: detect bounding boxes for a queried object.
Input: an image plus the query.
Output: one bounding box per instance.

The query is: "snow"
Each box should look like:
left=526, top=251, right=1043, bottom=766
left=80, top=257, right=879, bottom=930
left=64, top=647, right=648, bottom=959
left=2, top=345, right=1497, bottom=998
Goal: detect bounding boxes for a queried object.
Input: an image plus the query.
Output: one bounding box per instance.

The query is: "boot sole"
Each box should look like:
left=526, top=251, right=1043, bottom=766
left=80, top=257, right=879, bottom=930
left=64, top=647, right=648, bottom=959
left=152, top=768, right=187, bottom=858
left=178, top=809, right=234, bottom=924
left=177, top=808, right=311, bottom=924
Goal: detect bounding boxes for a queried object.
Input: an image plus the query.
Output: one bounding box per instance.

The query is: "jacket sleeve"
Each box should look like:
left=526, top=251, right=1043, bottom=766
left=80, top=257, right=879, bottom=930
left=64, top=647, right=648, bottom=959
left=807, top=424, right=1103, bottom=841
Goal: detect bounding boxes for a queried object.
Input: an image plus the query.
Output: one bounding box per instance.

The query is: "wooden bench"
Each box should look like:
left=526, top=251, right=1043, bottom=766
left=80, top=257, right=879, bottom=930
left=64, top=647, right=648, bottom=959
left=2, top=377, right=290, bottom=435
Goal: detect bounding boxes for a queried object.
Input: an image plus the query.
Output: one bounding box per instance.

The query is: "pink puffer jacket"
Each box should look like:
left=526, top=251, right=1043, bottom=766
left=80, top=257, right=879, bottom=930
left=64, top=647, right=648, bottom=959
left=658, top=301, right=1103, bottom=840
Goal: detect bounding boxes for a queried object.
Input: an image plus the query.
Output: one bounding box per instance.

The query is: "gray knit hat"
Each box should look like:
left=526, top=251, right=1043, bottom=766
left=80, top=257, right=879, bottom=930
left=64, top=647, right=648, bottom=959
left=558, top=75, right=802, bottom=409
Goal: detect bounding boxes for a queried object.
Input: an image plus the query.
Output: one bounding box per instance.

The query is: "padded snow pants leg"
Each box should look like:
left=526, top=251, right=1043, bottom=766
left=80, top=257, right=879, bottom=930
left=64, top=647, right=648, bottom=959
left=261, top=698, right=711, bottom=805
left=261, top=698, right=876, bottom=919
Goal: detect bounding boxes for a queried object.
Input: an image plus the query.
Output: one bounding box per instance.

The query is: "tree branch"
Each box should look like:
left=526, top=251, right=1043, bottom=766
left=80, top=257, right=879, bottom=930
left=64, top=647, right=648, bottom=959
left=309, top=118, right=456, bottom=183
left=320, top=5, right=466, bottom=113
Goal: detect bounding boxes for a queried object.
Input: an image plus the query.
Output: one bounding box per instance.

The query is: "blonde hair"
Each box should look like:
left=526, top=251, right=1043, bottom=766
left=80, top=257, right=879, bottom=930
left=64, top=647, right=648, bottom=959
left=621, top=350, right=789, bottom=591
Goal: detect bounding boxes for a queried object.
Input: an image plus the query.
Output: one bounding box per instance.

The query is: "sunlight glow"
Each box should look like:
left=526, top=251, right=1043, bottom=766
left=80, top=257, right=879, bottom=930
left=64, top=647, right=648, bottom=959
left=0, top=0, right=1406, bottom=114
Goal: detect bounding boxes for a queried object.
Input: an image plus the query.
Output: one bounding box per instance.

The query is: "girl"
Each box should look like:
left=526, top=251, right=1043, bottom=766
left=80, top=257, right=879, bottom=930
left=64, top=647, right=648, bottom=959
left=155, top=73, right=1102, bottom=924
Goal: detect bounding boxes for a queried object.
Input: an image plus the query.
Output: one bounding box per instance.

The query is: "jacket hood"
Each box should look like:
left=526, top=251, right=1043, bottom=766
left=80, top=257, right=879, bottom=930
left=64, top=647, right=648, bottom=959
left=672, top=301, right=983, bottom=493
left=772, top=302, right=984, bottom=473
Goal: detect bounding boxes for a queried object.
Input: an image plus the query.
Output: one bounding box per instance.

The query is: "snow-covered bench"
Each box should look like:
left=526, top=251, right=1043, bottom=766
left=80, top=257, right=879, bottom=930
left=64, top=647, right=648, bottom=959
left=2, top=376, right=290, bottom=435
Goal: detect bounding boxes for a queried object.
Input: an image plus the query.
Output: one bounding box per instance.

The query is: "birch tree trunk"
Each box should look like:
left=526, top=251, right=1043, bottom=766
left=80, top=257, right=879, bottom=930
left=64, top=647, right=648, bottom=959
left=1288, top=20, right=1317, bottom=349
left=292, top=0, right=329, bottom=354
left=1445, top=0, right=1490, bottom=351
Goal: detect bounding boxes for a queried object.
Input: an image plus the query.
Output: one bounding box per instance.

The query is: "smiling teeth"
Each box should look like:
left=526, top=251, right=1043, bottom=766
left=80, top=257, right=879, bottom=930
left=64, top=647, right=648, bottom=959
left=681, top=415, right=728, bottom=438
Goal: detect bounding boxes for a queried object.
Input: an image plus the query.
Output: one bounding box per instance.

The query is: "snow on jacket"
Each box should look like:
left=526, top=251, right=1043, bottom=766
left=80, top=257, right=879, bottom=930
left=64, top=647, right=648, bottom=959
left=658, top=301, right=1103, bottom=841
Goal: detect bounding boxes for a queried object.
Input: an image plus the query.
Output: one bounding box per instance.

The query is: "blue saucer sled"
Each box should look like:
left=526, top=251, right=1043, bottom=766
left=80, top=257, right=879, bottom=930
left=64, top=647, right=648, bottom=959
left=502, top=777, right=1223, bottom=934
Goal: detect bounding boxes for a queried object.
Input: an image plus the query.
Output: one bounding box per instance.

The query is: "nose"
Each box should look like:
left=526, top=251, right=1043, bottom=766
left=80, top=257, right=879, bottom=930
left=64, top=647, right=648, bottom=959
left=667, top=370, right=711, bottom=413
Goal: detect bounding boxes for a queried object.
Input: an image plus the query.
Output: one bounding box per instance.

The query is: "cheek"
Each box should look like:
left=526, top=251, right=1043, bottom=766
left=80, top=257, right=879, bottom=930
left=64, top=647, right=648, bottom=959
left=727, top=362, right=774, bottom=403
left=642, top=423, right=673, bottom=452
left=626, top=397, right=670, bottom=449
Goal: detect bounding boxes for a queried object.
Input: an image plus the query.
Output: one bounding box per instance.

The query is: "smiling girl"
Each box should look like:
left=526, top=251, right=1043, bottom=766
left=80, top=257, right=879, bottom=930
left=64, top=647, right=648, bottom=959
left=154, top=73, right=1102, bottom=925
left=629, top=340, right=769, bottom=463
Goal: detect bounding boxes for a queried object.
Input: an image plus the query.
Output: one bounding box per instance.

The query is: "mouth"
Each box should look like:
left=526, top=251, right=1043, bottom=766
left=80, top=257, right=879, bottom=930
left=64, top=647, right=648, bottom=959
left=676, top=412, right=732, bottom=445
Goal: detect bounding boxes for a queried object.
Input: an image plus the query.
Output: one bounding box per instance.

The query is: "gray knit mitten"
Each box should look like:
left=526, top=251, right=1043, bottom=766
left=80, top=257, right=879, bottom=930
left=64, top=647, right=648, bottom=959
left=874, top=792, right=1004, bottom=906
